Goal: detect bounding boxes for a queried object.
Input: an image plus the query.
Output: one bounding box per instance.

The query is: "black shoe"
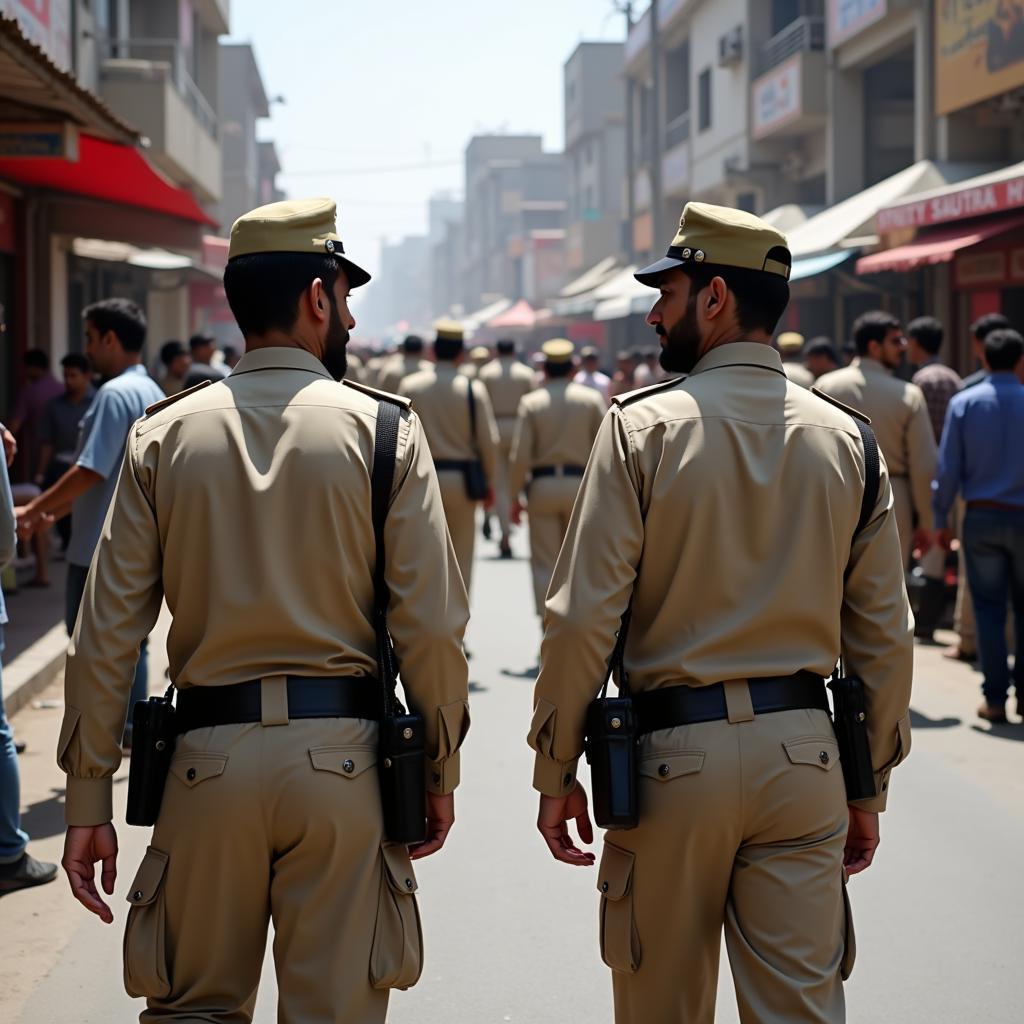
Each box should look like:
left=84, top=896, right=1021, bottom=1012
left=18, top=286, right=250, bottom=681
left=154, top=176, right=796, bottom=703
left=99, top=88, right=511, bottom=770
left=500, top=543, right=513, bottom=560
left=0, top=853, right=58, bottom=894
left=14, top=740, right=26, bottom=755
left=482, top=517, right=492, bottom=541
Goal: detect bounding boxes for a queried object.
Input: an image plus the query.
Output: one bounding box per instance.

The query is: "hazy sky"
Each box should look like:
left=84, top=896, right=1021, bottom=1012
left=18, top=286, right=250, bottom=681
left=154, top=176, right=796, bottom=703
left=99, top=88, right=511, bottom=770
left=228, top=1, right=628, bottom=277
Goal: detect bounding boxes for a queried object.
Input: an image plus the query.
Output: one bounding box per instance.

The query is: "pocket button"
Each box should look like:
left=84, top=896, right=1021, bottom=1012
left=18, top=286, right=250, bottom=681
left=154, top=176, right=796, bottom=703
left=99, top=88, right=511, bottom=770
left=819, top=751, right=830, bottom=765
left=658, top=763, right=670, bottom=777
left=343, top=759, right=355, bottom=774
left=186, top=767, right=197, bottom=781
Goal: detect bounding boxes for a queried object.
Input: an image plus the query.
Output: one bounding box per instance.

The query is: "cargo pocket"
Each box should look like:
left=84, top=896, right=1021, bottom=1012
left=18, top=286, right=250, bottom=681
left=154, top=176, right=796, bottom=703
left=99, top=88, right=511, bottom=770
left=369, top=842, right=423, bottom=990
left=840, top=871, right=856, bottom=980
left=309, top=745, right=377, bottom=779
left=597, top=841, right=640, bottom=973
left=638, top=750, right=704, bottom=782
left=782, top=737, right=840, bottom=771
left=123, top=846, right=171, bottom=999
left=168, top=752, right=228, bottom=788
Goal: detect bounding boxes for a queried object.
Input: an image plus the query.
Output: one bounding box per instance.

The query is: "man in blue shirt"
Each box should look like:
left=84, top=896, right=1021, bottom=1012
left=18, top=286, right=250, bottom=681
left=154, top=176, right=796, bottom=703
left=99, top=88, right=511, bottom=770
left=933, top=328, right=1024, bottom=723
left=16, top=300, right=165, bottom=745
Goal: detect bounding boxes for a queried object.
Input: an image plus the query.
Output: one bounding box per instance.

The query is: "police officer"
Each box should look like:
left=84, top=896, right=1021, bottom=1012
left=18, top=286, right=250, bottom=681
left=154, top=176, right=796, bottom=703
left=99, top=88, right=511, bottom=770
left=377, top=334, right=431, bottom=395
left=816, top=312, right=937, bottom=568
left=508, top=339, right=604, bottom=619
left=528, top=203, right=913, bottom=1023
left=777, top=330, right=814, bottom=387
left=57, top=198, right=471, bottom=1023
left=401, top=321, right=500, bottom=593
left=479, top=338, right=536, bottom=558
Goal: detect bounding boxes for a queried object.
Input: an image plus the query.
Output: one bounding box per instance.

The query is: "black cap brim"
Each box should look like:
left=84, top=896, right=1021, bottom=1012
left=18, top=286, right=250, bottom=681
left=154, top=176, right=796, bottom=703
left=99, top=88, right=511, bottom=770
left=338, top=256, right=371, bottom=289
left=634, top=256, right=684, bottom=288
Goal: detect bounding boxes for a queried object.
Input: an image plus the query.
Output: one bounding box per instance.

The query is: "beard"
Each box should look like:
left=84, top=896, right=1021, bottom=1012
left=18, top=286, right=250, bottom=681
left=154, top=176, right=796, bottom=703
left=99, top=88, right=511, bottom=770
left=321, top=291, right=350, bottom=381
left=658, top=293, right=703, bottom=374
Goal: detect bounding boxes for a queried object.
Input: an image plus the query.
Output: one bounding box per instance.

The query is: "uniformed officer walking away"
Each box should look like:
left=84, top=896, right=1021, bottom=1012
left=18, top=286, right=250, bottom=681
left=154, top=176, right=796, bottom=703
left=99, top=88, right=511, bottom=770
left=402, top=322, right=500, bottom=594
left=377, top=335, right=430, bottom=395
left=479, top=338, right=536, bottom=558
left=508, top=339, right=604, bottom=619
left=528, top=203, right=913, bottom=1023
left=57, top=198, right=471, bottom=1024
left=777, top=330, right=814, bottom=387
left=816, top=312, right=937, bottom=569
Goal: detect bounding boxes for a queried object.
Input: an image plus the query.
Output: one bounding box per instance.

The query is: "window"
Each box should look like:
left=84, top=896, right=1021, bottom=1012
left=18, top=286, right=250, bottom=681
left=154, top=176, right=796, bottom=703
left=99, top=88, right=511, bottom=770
left=665, top=39, right=691, bottom=121
left=698, top=68, right=712, bottom=132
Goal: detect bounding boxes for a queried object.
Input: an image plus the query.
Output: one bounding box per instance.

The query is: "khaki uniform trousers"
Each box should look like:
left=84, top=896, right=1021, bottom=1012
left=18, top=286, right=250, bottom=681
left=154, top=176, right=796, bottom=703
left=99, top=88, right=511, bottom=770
left=124, top=706, right=422, bottom=1024
left=494, top=419, right=517, bottom=543
left=597, top=694, right=852, bottom=1024
left=438, top=469, right=478, bottom=592
left=526, top=476, right=581, bottom=615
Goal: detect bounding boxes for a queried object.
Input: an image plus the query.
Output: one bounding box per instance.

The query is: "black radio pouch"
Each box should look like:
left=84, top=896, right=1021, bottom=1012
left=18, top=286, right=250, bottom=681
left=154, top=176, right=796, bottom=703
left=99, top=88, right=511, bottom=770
left=372, top=400, right=428, bottom=844
left=126, top=687, right=177, bottom=826
left=584, top=610, right=638, bottom=830
left=463, top=381, right=489, bottom=501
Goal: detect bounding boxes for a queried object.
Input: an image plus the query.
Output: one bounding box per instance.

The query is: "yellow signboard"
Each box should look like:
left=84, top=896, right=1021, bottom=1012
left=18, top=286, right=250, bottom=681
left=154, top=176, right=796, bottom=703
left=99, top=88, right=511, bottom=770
left=936, top=1, right=1024, bottom=115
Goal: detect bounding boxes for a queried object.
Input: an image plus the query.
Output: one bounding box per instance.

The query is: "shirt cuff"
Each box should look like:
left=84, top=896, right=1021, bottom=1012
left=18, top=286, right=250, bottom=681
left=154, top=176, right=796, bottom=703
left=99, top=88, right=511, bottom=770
left=427, top=751, right=460, bottom=795
left=532, top=753, right=581, bottom=798
left=64, top=776, right=114, bottom=826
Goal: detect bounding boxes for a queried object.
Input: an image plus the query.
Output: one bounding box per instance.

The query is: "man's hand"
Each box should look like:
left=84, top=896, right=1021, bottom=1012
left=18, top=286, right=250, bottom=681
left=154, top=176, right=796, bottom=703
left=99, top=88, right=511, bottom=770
left=538, top=782, right=595, bottom=866
left=62, top=824, right=119, bottom=923
left=933, top=528, right=954, bottom=551
left=1, top=426, right=15, bottom=467
left=15, top=505, right=51, bottom=540
left=510, top=499, right=524, bottom=526
left=409, top=792, right=455, bottom=861
left=844, top=807, right=880, bottom=875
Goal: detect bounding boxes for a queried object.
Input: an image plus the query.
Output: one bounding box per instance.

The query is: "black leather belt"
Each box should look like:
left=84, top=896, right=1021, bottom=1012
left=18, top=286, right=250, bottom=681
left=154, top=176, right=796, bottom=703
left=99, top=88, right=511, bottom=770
left=433, top=459, right=471, bottom=472
left=176, top=676, right=381, bottom=734
left=635, top=672, right=827, bottom=735
left=531, top=464, right=585, bottom=478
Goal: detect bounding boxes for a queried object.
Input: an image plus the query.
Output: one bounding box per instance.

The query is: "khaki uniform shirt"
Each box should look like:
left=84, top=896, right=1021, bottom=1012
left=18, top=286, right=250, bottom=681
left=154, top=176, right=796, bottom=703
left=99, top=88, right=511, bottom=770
left=377, top=355, right=432, bottom=396
left=59, top=348, right=471, bottom=826
left=508, top=380, right=606, bottom=498
left=782, top=360, right=815, bottom=388
left=479, top=357, right=536, bottom=443
left=346, top=351, right=366, bottom=384
left=401, top=364, right=500, bottom=485
left=529, top=343, right=912, bottom=814
left=816, top=357, right=937, bottom=530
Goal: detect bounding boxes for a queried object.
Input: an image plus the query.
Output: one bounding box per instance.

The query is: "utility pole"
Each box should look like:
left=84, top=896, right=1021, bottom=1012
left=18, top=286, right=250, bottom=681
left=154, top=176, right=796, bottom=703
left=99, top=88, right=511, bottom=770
left=616, top=1, right=636, bottom=262
left=648, top=0, right=663, bottom=256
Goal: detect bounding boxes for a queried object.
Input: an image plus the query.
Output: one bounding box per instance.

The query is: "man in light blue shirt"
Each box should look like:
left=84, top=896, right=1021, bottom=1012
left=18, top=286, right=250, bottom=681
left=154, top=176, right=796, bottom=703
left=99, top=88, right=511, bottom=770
left=16, top=300, right=165, bottom=745
left=933, top=328, right=1024, bottom=723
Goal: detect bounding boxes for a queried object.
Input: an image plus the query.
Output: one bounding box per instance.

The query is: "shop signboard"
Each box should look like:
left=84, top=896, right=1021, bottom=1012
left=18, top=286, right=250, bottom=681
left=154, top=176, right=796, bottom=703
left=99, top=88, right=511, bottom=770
left=752, top=56, right=802, bottom=139
left=955, top=250, right=1007, bottom=288
left=829, top=0, right=887, bottom=47
left=936, top=0, right=1024, bottom=116
left=1011, top=247, right=1024, bottom=281
left=0, top=121, right=77, bottom=158
left=0, top=0, right=71, bottom=71
left=877, top=173, right=1024, bottom=232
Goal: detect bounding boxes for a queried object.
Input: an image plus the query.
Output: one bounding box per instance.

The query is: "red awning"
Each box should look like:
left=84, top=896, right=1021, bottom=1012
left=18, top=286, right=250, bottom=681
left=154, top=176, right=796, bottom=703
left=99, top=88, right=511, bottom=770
left=487, top=299, right=537, bottom=329
left=0, top=134, right=215, bottom=226
left=857, top=214, right=1024, bottom=275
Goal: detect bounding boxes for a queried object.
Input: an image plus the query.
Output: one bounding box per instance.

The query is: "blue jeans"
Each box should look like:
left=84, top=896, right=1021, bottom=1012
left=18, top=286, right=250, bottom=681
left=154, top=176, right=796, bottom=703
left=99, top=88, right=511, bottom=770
left=0, top=626, right=29, bottom=863
left=66, top=563, right=149, bottom=734
left=962, top=509, right=1024, bottom=707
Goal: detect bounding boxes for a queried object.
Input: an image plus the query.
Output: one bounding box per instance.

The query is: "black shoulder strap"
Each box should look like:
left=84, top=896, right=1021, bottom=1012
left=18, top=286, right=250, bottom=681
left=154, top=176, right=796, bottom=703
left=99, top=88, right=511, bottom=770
left=853, top=418, right=880, bottom=537
left=372, top=400, right=403, bottom=712
left=466, top=376, right=479, bottom=449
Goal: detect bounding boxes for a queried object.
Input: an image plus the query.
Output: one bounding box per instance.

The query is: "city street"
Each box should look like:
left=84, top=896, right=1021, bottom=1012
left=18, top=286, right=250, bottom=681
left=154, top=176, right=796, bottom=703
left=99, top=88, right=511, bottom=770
left=0, top=530, right=1022, bottom=1023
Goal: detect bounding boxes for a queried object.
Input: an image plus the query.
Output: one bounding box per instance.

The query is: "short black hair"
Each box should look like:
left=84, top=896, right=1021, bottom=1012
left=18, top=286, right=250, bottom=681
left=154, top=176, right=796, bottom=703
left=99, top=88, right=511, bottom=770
left=222, top=345, right=238, bottom=362
left=805, top=337, right=839, bottom=362
left=61, top=353, right=89, bottom=373
left=496, top=339, right=516, bottom=356
left=906, top=316, right=944, bottom=356
left=188, top=332, right=216, bottom=351
left=83, top=298, right=147, bottom=352
left=403, top=335, right=424, bottom=354
left=159, top=339, right=186, bottom=367
left=984, top=328, right=1024, bottom=371
left=223, top=252, right=342, bottom=338
left=852, top=311, right=900, bottom=355
left=682, top=248, right=792, bottom=336
left=971, top=312, right=1010, bottom=342
left=546, top=360, right=574, bottom=379
left=434, top=337, right=463, bottom=361
left=25, top=348, right=49, bottom=370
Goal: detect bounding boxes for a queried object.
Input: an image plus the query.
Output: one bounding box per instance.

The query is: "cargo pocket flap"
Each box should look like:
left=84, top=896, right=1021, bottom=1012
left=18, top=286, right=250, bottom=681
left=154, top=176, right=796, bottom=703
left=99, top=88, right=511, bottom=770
left=56, top=706, right=82, bottom=763
left=783, top=737, right=840, bottom=771
left=381, top=841, right=419, bottom=895
left=309, top=746, right=377, bottom=779
left=169, top=753, right=228, bottom=787
left=597, top=841, right=635, bottom=901
left=126, top=846, right=168, bottom=907
left=639, top=751, right=704, bottom=781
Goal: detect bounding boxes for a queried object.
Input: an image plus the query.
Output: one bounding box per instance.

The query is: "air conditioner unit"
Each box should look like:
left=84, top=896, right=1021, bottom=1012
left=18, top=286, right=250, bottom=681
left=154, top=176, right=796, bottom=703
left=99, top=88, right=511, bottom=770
left=723, top=154, right=744, bottom=175
left=718, top=26, right=743, bottom=67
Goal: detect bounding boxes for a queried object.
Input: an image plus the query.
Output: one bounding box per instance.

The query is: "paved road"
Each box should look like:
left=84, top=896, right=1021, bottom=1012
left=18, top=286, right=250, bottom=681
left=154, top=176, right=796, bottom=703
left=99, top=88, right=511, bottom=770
left=1, top=528, right=1021, bottom=1023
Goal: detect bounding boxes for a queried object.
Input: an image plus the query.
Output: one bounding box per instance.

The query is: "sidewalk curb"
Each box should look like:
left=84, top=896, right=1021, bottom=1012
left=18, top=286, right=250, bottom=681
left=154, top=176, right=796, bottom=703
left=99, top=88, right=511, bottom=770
left=2, top=623, right=68, bottom=718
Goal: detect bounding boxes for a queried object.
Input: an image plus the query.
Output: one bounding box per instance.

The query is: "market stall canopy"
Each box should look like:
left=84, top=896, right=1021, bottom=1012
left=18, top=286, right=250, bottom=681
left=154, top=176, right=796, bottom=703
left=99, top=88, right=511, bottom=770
left=785, top=161, right=991, bottom=259
left=462, top=297, right=512, bottom=332
left=552, top=256, right=621, bottom=315
left=487, top=299, right=540, bottom=329
left=856, top=214, right=1024, bottom=275
left=0, top=134, right=216, bottom=226
left=593, top=265, right=654, bottom=322
left=0, top=15, right=138, bottom=145
left=760, top=204, right=822, bottom=235
left=72, top=237, right=219, bottom=276
left=790, top=250, right=854, bottom=281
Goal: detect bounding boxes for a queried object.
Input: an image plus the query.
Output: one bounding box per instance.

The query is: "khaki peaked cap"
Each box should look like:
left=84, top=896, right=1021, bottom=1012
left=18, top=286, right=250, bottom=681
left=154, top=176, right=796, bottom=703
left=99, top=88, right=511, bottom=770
left=636, top=201, right=791, bottom=286
left=541, top=339, right=575, bottom=364
left=228, top=197, right=371, bottom=288
left=434, top=319, right=465, bottom=343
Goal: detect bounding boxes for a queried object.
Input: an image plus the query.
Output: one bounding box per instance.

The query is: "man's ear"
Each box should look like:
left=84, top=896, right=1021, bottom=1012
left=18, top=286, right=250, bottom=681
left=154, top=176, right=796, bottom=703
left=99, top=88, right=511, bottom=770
left=309, top=277, right=327, bottom=320
left=705, top=277, right=728, bottom=319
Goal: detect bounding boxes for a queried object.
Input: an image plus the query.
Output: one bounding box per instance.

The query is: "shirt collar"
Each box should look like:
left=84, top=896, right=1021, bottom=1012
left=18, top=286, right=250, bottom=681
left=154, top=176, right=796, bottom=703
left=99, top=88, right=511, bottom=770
left=852, top=356, right=889, bottom=376
left=230, top=347, right=333, bottom=380
left=689, top=342, right=785, bottom=377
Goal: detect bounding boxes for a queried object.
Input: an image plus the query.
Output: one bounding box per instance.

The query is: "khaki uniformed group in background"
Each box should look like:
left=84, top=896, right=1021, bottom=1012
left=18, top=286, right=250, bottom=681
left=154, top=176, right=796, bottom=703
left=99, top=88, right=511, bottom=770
left=56, top=197, right=914, bottom=1024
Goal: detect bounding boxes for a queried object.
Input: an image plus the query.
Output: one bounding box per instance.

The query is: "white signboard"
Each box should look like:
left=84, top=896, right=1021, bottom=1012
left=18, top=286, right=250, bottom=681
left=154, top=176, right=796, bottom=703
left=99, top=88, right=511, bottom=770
left=0, top=0, right=71, bottom=71
left=753, top=56, right=802, bottom=139
left=829, top=0, right=887, bottom=47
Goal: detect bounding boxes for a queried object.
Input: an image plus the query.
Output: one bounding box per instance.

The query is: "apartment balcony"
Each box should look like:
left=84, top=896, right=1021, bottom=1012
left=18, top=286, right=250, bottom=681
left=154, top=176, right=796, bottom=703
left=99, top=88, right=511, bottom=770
left=99, top=40, right=221, bottom=203
left=759, top=16, right=825, bottom=76
left=195, top=0, right=231, bottom=35
left=750, top=28, right=826, bottom=142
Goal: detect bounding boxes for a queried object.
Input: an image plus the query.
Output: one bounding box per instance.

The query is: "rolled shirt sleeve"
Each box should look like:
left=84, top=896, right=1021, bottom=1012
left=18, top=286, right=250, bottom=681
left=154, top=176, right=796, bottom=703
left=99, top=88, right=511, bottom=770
left=76, top=390, right=133, bottom=480
left=384, top=412, right=471, bottom=794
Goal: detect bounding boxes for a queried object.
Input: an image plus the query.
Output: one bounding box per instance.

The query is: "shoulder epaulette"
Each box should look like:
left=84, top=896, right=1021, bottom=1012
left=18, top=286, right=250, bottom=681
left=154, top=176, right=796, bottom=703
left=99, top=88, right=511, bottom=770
left=810, top=387, right=872, bottom=425
left=611, top=376, right=684, bottom=409
left=342, top=377, right=412, bottom=410
left=144, top=379, right=213, bottom=417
